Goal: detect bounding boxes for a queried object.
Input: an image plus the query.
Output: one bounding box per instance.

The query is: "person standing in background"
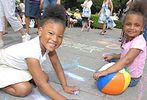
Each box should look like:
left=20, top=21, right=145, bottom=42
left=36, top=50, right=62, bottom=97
left=19, top=0, right=26, bottom=25
left=81, top=0, right=93, bottom=32
left=0, top=0, right=31, bottom=48
left=98, top=0, right=113, bottom=35
left=25, top=0, right=43, bottom=35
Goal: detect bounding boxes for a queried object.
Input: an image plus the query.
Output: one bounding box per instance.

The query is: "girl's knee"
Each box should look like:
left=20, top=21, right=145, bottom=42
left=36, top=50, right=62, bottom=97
left=2, top=82, right=32, bottom=97
left=16, top=82, right=32, bottom=96
left=11, top=82, right=32, bottom=97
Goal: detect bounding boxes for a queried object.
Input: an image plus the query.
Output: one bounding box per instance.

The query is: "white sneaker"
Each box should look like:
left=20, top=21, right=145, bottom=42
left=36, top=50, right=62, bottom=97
left=22, top=34, right=31, bottom=42
left=0, top=39, right=4, bottom=48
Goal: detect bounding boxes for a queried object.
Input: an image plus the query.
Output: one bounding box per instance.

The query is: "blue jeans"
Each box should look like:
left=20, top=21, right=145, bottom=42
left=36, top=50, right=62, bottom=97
left=129, top=77, right=142, bottom=87
left=107, top=58, right=118, bottom=63
left=143, top=24, right=147, bottom=41
left=43, top=0, right=56, bottom=9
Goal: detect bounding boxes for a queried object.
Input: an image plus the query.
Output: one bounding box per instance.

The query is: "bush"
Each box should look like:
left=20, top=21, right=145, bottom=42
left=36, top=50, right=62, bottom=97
left=90, top=14, right=123, bottom=29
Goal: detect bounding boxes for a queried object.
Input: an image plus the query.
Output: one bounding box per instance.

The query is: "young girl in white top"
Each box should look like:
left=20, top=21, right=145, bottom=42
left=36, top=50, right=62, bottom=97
left=81, top=0, right=93, bottom=31
left=93, top=0, right=146, bottom=87
left=0, top=5, right=78, bottom=99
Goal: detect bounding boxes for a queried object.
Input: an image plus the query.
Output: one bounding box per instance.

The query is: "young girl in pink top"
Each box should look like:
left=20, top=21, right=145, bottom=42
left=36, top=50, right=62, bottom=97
left=93, top=0, right=146, bottom=87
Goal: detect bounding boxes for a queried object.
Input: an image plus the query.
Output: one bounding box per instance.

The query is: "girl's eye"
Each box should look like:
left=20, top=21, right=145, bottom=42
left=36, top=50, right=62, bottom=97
left=58, top=35, right=63, bottom=38
left=48, top=31, right=54, bottom=35
left=135, top=24, right=140, bottom=27
left=125, top=23, right=131, bottom=26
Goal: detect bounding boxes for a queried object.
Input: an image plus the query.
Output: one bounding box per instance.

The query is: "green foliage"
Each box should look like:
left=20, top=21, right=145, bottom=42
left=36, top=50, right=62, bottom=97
left=90, top=14, right=122, bottom=29
left=114, top=20, right=123, bottom=29
left=90, top=14, right=99, bottom=29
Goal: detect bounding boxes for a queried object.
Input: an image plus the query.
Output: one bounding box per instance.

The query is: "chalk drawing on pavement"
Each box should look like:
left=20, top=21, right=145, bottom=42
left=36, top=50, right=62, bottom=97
left=62, top=56, right=96, bottom=73
left=96, top=40, right=120, bottom=49
left=61, top=39, right=104, bottom=53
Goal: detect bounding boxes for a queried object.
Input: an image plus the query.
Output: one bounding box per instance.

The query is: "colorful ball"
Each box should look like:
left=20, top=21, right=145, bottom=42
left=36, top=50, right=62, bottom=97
left=96, top=62, right=131, bottom=95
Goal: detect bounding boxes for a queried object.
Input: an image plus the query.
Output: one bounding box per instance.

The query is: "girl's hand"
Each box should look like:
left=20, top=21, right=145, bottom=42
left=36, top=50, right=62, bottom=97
left=93, top=70, right=108, bottom=80
left=63, top=86, right=79, bottom=94
left=103, top=55, right=113, bottom=62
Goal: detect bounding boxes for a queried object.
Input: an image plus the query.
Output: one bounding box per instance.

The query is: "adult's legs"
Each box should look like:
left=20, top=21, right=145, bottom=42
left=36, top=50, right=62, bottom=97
left=81, top=21, right=87, bottom=31
left=2, top=0, right=25, bottom=35
left=1, top=0, right=30, bottom=43
left=25, top=16, right=30, bottom=34
left=81, top=17, right=89, bottom=31
left=34, top=19, right=40, bottom=33
left=99, top=23, right=106, bottom=35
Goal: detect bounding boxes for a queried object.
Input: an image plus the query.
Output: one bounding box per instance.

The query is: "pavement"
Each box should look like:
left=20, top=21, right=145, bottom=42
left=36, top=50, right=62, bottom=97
left=0, top=27, right=147, bottom=100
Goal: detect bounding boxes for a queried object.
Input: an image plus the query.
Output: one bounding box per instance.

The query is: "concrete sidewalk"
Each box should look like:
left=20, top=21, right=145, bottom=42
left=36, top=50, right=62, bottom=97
left=0, top=27, right=147, bottom=100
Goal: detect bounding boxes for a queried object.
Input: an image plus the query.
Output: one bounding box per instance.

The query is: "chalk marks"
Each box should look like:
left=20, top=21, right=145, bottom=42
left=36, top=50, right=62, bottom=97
left=64, top=71, right=86, bottom=82
left=61, top=39, right=104, bottom=53
left=96, top=40, right=120, bottom=49
left=62, top=56, right=96, bottom=73
left=3, top=96, right=7, bottom=100
left=73, top=57, right=96, bottom=73
left=106, top=44, right=120, bottom=49
left=61, top=38, right=120, bottom=54
left=77, top=64, right=96, bottom=73
left=61, top=56, right=95, bottom=82
left=30, top=94, right=50, bottom=100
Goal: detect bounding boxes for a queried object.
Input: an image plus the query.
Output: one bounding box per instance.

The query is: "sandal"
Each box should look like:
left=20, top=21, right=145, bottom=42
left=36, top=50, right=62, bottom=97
left=99, top=31, right=106, bottom=35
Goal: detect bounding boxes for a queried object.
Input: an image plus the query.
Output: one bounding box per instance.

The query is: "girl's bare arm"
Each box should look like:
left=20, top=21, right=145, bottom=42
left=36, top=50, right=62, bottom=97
left=26, top=58, right=66, bottom=100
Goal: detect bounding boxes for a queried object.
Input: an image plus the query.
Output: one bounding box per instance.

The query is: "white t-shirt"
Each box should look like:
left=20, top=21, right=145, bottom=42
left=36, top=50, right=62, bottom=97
left=83, top=0, right=93, bottom=9
left=0, top=36, right=48, bottom=70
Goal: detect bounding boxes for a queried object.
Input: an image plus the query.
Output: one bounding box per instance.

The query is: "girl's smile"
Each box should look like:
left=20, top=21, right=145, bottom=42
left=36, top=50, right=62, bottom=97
left=39, top=21, right=65, bottom=53
left=124, top=14, right=144, bottom=39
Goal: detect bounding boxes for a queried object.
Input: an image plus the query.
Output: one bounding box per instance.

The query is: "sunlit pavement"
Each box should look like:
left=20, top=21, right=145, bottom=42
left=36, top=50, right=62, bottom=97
left=0, top=27, right=147, bottom=100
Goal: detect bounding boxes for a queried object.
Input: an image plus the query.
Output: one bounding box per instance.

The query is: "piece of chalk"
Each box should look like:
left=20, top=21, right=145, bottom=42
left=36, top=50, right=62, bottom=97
left=74, top=91, right=80, bottom=95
